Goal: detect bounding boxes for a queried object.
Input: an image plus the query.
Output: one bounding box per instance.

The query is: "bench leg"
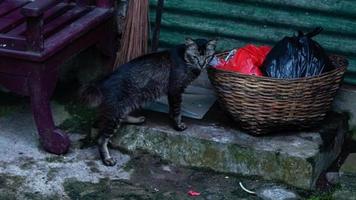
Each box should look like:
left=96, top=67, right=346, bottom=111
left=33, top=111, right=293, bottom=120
left=29, top=68, right=70, bottom=155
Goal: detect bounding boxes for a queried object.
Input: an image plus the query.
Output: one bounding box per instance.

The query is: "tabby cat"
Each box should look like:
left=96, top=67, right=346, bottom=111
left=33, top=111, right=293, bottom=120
left=80, top=38, right=217, bottom=166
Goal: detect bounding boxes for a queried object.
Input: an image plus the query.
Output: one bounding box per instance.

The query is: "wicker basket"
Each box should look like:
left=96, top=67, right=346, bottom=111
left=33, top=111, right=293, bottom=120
left=207, top=54, right=348, bottom=135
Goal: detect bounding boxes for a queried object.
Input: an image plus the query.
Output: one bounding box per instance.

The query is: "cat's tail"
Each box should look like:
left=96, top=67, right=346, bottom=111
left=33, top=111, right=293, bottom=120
left=79, top=83, right=103, bottom=108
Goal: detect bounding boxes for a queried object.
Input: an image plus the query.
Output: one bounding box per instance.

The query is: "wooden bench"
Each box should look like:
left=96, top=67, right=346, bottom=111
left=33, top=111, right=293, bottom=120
left=0, top=0, right=115, bottom=154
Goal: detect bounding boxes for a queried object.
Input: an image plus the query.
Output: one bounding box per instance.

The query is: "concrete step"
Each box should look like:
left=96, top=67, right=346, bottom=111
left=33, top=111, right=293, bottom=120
left=112, top=108, right=348, bottom=190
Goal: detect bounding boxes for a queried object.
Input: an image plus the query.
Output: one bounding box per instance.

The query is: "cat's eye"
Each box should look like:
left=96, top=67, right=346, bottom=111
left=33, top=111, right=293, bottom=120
left=206, top=55, right=213, bottom=60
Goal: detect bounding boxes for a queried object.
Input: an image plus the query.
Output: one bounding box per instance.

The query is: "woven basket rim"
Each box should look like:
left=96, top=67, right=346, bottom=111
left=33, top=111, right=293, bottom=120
left=211, top=52, right=348, bottom=82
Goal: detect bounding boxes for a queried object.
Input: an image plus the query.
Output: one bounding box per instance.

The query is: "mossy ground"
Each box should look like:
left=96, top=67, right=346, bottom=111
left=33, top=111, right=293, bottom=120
left=59, top=152, right=341, bottom=200
left=54, top=82, right=99, bottom=148
left=62, top=153, right=262, bottom=200
left=0, top=82, right=352, bottom=200
left=0, top=174, right=25, bottom=200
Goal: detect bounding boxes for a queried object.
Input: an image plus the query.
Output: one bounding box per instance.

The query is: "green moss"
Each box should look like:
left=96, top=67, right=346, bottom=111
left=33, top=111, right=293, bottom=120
left=64, top=178, right=114, bottom=200
left=22, top=192, right=61, bottom=200
left=0, top=174, right=24, bottom=188
left=229, top=145, right=259, bottom=170
left=85, top=161, right=100, bottom=173
left=22, top=193, right=42, bottom=200
left=47, top=168, right=60, bottom=182
left=58, top=101, right=98, bottom=148
left=126, top=128, right=226, bottom=170
left=281, top=156, right=312, bottom=188
left=307, top=193, right=334, bottom=200
left=303, top=183, right=341, bottom=200
left=59, top=102, right=96, bottom=134
left=116, top=125, right=321, bottom=189
left=0, top=193, right=17, bottom=200
left=45, top=156, right=66, bottom=163
left=20, top=157, right=36, bottom=170
left=201, top=145, right=221, bottom=167
left=232, top=146, right=312, bottom=188
left=0, top=174, right=25, bottom=199
left=59, top=101, right=97, bottom=148
left=0, top=105, right=21, bottom=117
left=64, top=178, right=155, bottom=200
left=122, top=161, right=135, bottom=172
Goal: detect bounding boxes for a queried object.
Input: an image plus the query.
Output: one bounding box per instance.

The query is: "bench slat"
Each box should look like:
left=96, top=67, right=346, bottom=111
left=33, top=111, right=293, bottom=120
left=43, top=6, right=92, bottom=38
left=43, top=8, right=111, bottom=59
left=0, top=3, right=112, bottom=58
left=0, top=8, right=26, bottom=33
left=0, top=34, right=27, bottom=51
left=7, top=3, right=74, bottom=37
left=0, top=0, right=30, bottom=17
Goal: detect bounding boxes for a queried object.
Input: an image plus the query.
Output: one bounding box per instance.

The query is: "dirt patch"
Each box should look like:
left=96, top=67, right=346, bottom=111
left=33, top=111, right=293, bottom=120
left=57, top=152, right=270, bottom=199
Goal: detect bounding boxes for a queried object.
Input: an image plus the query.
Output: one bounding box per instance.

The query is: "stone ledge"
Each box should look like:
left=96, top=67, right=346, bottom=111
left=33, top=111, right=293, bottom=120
left=333, top=173, right=356, bottom=200
left=112, top=109, right=348, bottom=190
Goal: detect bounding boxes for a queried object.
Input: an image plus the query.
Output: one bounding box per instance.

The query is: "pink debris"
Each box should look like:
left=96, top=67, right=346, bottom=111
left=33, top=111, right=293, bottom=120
left=187, top=190, right=201, bottom=196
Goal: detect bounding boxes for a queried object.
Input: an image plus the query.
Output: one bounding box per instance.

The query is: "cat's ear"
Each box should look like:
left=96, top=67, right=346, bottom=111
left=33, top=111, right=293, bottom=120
left=206, top=39, right=217, bottom=55
left=185, top=37, right=196, bottom=46
left=207, top=39, right=217, bottom=48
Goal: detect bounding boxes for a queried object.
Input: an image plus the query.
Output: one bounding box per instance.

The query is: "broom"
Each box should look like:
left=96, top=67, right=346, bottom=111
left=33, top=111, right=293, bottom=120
left=114, top=0, right=149, bottom=69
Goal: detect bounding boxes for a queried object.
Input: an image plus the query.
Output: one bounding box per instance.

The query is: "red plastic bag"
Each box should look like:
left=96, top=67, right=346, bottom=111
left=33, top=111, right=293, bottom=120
left=217, top=45, right=271, bottom=76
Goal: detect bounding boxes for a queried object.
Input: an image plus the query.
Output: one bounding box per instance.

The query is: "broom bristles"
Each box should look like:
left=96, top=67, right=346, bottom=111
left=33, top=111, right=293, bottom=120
left=114, top=0, right=149, bottom=69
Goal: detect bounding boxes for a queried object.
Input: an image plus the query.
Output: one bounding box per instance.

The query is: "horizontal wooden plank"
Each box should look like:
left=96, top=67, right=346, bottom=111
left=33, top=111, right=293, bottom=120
left=7, top=3, right=73, bottom=37
left=0, top=6, right=26, bottom=33
left=0, top=34, right=27, bottom=51
left=43, top=8, right=112, bottom=60
left=0, top=0, right=30, bottom=17
left=43, top=6, right=91, bottom=38
left=0, top=6, right=112, bottom=61
left=21, top=0, right=58, bottom=17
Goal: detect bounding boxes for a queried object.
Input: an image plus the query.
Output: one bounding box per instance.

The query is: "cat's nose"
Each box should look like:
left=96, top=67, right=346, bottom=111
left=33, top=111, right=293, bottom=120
left=199, top=61, right=206, bottom=68
left=199, top=58, right=205, bottom=67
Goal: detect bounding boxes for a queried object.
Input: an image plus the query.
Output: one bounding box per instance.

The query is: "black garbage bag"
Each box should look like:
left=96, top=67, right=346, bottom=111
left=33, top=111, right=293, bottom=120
left=261, top=27, right=333, bottom=79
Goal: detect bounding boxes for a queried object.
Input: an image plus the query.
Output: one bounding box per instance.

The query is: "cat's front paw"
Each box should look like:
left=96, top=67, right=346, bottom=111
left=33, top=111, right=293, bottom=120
left=102, top=157, right=117, bottom=166
left=123, top=115, right=146, bottom=124
left=136, top=116, right=146, bottom=124
left=174, top=122, right=187, bottom=131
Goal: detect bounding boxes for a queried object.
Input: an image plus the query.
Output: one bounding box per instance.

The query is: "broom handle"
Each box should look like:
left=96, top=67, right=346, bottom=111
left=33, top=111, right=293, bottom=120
left=151, top=0, right=164, bottom=52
